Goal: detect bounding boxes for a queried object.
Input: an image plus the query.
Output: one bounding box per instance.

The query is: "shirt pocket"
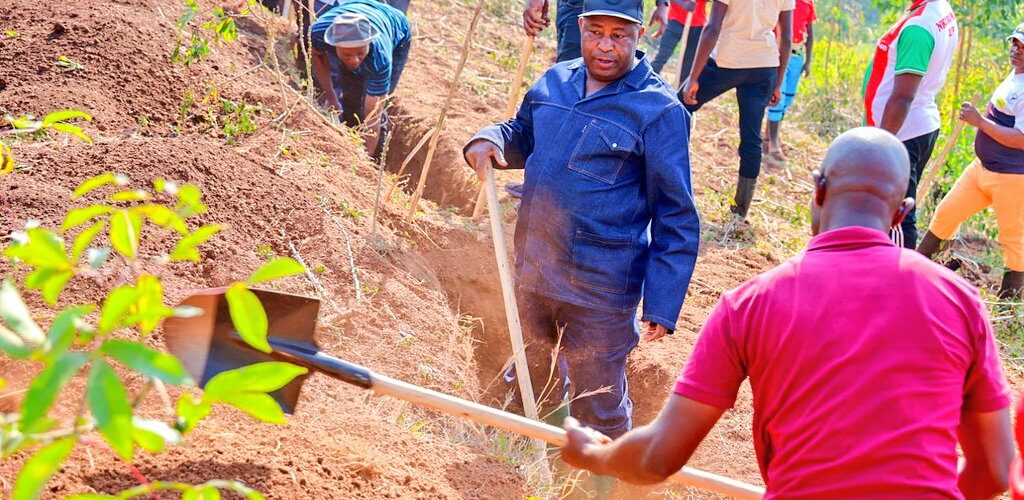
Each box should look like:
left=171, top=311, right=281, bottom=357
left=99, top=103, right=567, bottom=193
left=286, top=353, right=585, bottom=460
left=567, top=119, right=638, bottom=185
left=571, top=230, right=634, bottom=294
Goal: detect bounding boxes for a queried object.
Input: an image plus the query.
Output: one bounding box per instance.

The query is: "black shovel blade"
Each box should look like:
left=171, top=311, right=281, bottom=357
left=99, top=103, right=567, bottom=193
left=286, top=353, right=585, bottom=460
left=164, top=287, right=321, bottom=414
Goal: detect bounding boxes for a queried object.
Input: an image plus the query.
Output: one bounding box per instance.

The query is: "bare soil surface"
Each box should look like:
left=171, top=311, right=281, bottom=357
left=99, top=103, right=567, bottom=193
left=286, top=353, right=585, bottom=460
left=1, top=0, right=1019, bottom=498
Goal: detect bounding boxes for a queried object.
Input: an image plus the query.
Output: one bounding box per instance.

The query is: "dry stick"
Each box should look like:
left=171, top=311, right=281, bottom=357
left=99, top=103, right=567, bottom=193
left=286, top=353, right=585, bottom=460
left=384, top=126, right=434, bottom=202
left=281, top=230, right=344, bottom=315
left=370, top=126, right=394, bottom=238
left=916, top=93, right=981, bottom=203
left=672, top=10, right=695, bottom=89
left=321, top=205, right=364, bottom=301
left=471, top=37, right=535, bottom=219
left=405, top=0, right=485, bottom=223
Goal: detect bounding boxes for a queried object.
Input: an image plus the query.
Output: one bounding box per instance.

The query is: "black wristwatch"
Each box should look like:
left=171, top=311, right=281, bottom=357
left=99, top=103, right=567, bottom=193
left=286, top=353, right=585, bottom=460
left=655, top=0, right=669, bottom=5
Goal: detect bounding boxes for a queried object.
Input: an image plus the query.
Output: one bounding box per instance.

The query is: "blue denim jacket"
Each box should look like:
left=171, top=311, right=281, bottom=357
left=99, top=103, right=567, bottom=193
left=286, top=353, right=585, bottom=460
left=468, top=53, right=699, bottom=329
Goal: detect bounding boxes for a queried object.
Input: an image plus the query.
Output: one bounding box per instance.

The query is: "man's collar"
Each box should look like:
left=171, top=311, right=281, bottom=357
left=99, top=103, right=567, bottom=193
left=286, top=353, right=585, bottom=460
left=806, top=226, right=896, bottom=252
left=907, top=0, right=930, bottom=12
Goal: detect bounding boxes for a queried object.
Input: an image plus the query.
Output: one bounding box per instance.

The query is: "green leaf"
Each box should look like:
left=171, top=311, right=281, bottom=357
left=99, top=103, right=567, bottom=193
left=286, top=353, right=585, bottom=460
left=108, top=209, right=142, bottom=260
left=176, top=184, right=207, bottom=217
left=61, top=205, right=113, bottom=231
left=175, top=394, right=211, bottom=434
left=72, top=220, right=107, bottom=261
left=11, top=438, right=75, bottom=500
left=217, top=392, right=285, bottom=424
left=41, top=110, right=92, bottom=126
left=72, top=173, right=125, bottom=199
left=98, top=285, right=139, bottom=334
left=20, top=352, right=88, bottom=432
left=109, top=189, right=151, bottom=202
left=87, top=359, right=134, bottom=461
left=224, top=283, right=269, bottom=353
left=46, top=305, right=93, bottom=359
left=131, top=417, right=181, bottom=453
left=248, top=257, right=305, bottom=285
left=135, top=204, right=188, bottom=234
left=170, top=225, right=221, bottom=262
left=124, top=274, right=171, bottom=334
left=203, top=362, right=307, bottom=399
left=0, top=279, right=46, bottom=345
left=101, top=339, right=193, bottom=385
left=2, top=143, right=16, bottom=175
left=48, top=122, right=92, bottom=144
left=4, top=228, right=70, bottom=270
left=23, top=266, right=73, bottom=306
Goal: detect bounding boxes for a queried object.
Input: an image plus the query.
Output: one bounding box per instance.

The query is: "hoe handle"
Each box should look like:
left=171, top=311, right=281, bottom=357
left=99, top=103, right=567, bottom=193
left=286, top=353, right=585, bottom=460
left=267, top=337, right=764, bottom=499
left=372, top=370, right=764, bottom=499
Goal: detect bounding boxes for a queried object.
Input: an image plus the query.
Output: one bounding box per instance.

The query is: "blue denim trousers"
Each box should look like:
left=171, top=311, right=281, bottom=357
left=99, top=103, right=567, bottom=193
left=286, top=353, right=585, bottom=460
left=682, top=59, right=778, bottom=179
left=650, top=20, right=703, bottom=83
left=555, top=0, right=584, bottom=62
left=767, top=51, right=805, bottom=122
left=517, top=290, right=640, bottom=439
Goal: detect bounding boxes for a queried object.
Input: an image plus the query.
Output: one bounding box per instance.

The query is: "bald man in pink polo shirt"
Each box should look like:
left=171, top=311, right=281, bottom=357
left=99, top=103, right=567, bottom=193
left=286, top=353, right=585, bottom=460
left=559, top=127, right=1014, bottom=498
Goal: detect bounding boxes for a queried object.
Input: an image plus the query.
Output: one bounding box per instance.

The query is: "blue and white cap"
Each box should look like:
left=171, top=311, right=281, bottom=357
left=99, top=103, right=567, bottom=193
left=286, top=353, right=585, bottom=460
left=1007, top=22, right=1024, bottom=43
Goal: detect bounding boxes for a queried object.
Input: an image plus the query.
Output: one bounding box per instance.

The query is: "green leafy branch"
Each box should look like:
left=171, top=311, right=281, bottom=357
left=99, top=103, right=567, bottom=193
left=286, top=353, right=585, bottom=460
left=171, top=1, right=240, bottom=67
left=2, top=175, right=308, bottom=499
left=1, top=110, right=93, bottom=144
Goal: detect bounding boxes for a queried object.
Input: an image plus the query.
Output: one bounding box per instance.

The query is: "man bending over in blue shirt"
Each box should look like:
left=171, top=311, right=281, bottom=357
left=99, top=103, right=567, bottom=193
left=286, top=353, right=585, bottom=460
left=463, top=0, right=700, bottom=445
left=311, top=0, right=412, bottom=158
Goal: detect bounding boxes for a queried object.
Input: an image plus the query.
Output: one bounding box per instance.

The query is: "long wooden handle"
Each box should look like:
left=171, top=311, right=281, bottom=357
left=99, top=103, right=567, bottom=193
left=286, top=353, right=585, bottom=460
left=484, top=164, right=541, bottom=422
left=371, top=371, right=765, bottom=499
left=916, top=94, right=981, bottom=203
left=472, top=36, right=535, bottom=219
left=673, top=10, right=695, bottom=88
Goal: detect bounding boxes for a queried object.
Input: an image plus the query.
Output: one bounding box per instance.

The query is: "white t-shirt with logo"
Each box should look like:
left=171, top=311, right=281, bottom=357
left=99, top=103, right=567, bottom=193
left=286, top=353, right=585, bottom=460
left=712, top=0, right=797, bottom=69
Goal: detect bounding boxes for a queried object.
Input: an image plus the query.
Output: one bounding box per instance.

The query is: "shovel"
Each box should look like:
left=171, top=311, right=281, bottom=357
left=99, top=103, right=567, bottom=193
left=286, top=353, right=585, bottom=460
left=164, top=288, right=765, bottom=499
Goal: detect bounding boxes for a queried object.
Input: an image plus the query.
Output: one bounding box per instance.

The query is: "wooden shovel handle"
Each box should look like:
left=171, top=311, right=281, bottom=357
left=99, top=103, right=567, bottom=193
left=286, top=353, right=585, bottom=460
left=916, top=94, right=981, bottom=203
left=371, top=370, right=766, bottom=499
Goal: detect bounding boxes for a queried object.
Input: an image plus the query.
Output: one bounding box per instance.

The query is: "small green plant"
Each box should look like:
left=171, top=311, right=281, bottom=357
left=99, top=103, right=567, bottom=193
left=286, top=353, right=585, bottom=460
left=1, top=174, right=308, bottom=498
left=4, top=30, right=18, bottom=37
left=339, top=201, right=366, bottom=221
left=55, top=55, right=84, bottom=72
left=217, top=98, right=260, bottom=144
left=3, top=110, right=94, bottom=144
left=171, top=1, right=239, bottom=67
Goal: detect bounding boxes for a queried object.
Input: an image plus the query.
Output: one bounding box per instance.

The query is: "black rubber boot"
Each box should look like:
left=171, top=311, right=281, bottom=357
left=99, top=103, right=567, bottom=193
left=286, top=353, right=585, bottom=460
left=999, top=271, right=1024, bottom=300
left=730, top=176, right=757, bottom=218
left=916, top=230, right=947, bottom=260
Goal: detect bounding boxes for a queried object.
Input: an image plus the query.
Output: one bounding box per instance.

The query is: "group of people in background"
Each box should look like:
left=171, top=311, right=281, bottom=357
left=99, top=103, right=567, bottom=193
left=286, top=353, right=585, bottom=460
left=281, top=0, right=1024, bottom=495
left=461, top=0, right=1024, bottom=497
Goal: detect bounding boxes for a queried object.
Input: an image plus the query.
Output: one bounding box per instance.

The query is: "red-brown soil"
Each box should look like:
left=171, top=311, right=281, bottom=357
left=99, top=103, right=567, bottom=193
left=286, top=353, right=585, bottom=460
left=2, top=0, right=1020, bottom=498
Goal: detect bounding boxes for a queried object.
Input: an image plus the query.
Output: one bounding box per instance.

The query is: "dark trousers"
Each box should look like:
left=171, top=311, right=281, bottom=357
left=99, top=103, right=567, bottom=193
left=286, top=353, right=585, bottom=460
left=517, top=290, right=639, bottom=439
left=555, top=0, right=584, bottom=62
left=682, top=59, right=778, bottom=179
left=901, top=130, right=940, bottom=248
left=651, top=20, right=703, bottom=83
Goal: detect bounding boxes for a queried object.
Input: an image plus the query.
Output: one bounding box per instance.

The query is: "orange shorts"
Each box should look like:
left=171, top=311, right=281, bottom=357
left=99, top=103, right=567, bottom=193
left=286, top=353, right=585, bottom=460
left=928, top=159, right=1024, bottom=271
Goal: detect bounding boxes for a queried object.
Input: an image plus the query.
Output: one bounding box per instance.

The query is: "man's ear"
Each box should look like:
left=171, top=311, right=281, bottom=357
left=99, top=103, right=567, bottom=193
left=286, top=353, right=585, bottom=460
left=812, top=170, right=826, bottom=207
left=637, top=25, right=646, bottom=40
left=891, top=197, right=915, bottom=228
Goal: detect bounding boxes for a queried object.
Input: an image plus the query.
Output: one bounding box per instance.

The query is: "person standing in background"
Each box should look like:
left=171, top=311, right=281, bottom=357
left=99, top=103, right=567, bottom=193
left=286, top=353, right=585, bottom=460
left=863, top=0, right=957, bottom=248
left=679, top=0, right=794, bottom=219
left=649, top=0, right=709, bottom=83
left=764, top=0, right=815, bottom=162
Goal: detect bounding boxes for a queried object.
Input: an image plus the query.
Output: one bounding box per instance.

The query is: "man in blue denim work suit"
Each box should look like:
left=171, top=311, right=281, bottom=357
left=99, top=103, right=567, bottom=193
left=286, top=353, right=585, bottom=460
left=464, top=0, right=700, bottom=439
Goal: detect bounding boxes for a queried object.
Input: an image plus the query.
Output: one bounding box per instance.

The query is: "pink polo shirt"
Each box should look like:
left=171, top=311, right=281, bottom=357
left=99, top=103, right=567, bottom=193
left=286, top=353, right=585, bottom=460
left=675, top=226, right=1010, bottom=499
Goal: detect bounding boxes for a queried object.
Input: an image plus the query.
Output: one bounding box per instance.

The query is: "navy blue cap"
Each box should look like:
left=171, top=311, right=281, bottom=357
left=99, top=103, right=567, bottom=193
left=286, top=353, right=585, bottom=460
left=579, top=0, right=643, bottom=25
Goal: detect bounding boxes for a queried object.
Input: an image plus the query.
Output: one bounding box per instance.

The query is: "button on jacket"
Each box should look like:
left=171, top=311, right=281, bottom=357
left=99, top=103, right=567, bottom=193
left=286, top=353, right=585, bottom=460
left=468, top=53, right=700, bottom=328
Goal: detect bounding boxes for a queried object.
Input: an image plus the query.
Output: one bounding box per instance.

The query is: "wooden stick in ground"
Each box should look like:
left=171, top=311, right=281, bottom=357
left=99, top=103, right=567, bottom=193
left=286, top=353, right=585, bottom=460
left=482, top=160, right=550, bottom=477
left=916, top=94, right=980, bottom=203
left=672, top=10, right=695, bottom=89
left=405, top=0, right=485, bottom=222
left=384, top=126, right=434, bottom=202
left=472, top=36, right=535, bottom=219
left=368, top=370, right=765, bottom=499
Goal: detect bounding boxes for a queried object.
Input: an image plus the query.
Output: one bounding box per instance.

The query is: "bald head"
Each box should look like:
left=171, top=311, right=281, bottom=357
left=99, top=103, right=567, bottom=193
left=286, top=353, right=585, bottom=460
left=811, top=127, right=914, bottom=235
